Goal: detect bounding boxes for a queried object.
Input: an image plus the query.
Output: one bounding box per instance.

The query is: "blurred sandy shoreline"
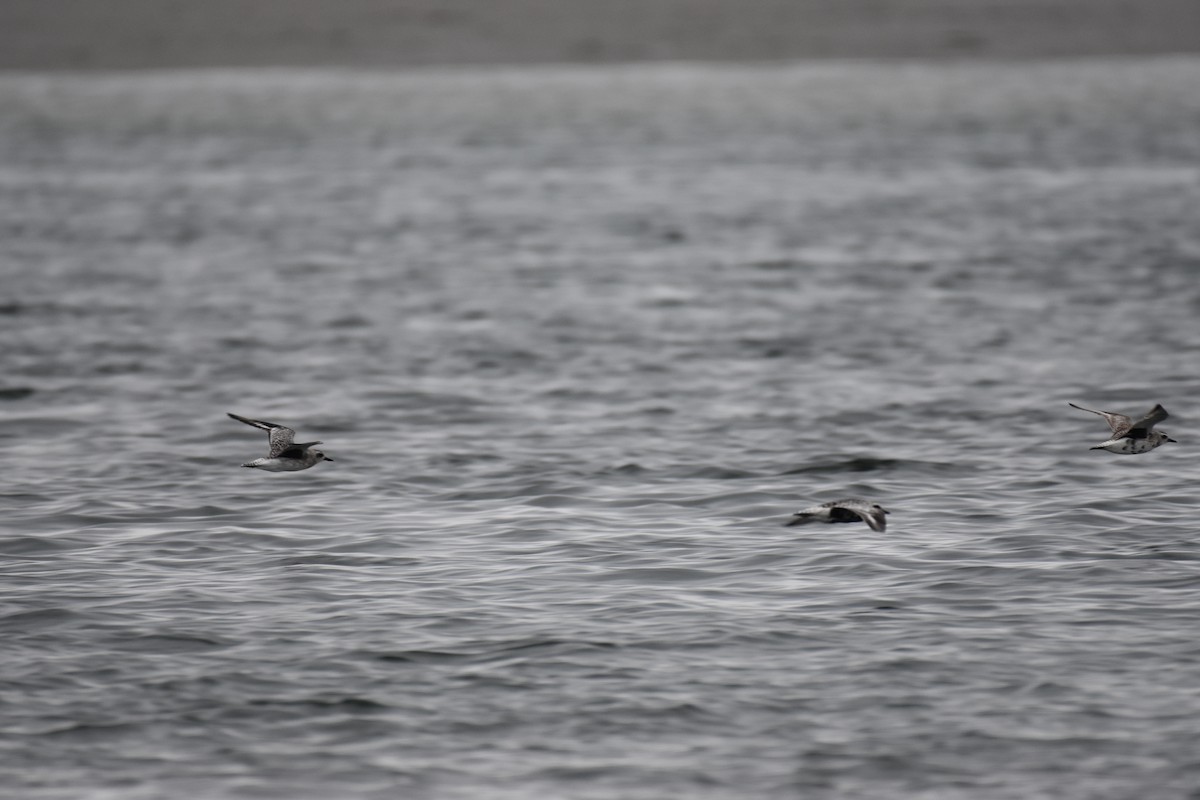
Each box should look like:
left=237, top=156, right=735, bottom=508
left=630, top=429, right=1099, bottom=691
left=3, top=0, right=1199, bottom=71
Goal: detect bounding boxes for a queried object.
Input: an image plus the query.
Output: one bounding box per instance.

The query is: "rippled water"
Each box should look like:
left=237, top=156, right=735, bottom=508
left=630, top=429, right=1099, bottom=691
left=3, top=59, right=1200, bottom=799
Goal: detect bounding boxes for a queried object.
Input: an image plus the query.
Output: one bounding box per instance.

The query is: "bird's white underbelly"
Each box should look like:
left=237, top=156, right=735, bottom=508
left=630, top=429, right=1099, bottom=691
left=1098, top=438, right=1161, bottom=454
left=247, top=458, right=309, bottom=471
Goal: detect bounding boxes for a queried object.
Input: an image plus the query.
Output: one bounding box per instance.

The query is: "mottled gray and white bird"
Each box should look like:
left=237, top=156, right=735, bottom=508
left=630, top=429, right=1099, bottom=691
left=1068, top=402, right=1176, bottom=454
left=227, top=412, right=334, bottom=471
left=784, top=499, right=888, bottom=532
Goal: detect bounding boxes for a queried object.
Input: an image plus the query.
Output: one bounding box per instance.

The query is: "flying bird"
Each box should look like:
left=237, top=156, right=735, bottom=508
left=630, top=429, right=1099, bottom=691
left=1068, top=402, right=1175, bottom=454
left=784, top=499, right=888, bottom=532
left=227, top=412, right=334, bottom=471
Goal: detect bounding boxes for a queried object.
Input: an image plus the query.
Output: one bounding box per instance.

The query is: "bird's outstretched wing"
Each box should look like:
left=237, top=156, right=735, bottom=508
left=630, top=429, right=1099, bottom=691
left=1126, top=404, right=1168, bottom=434
left=228, top=412, right=297, bottom=457
left=836, top=499, right=889, bottom=532
left=1068, top=402, right=1132, bottom=437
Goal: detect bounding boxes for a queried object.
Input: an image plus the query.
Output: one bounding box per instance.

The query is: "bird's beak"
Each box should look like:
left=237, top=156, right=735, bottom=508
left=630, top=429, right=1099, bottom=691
left=1166, top=437, right=1178, bottom=443
left=324, top=456, right=335, bottom=461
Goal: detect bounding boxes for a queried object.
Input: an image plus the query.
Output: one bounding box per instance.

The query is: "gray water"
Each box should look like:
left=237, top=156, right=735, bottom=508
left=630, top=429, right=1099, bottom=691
left=3, top=59, right=1200, bottom=799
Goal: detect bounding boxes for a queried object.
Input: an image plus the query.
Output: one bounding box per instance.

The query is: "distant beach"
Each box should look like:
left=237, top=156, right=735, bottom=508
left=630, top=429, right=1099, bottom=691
left=3, top=0, right=1199, bottom=71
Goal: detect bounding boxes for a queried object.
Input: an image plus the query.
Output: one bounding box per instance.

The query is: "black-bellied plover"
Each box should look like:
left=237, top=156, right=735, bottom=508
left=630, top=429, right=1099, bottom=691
left=784, top=499, right=888, bottom=531
left=227, top=412, right=334, bottom=471
left=1068, top=402, right=1176, bottom=455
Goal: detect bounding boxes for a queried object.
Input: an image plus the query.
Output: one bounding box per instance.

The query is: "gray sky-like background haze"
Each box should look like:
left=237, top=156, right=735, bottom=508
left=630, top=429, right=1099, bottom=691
left=3, top=0, right=1200, bottom=70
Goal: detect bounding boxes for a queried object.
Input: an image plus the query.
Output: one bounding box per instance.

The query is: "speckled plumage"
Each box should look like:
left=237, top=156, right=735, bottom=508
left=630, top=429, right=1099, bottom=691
left=1068, top=402, right=1175, bottom=455
left=784, top=499, right=889, bottom=532
left=228, top=412, right=334, bottom=471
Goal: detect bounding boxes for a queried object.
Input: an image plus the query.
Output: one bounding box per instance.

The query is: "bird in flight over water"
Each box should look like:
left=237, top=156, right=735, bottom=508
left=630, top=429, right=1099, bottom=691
left=227, top=412, right=334, bottom=471
left=1068, top=402, right=1175, bottom=454
left=784, top=499, right=888, bottom=532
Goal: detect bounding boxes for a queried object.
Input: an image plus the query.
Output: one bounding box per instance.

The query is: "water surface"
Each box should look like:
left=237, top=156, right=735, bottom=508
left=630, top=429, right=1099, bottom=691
left=2, top=59, right=1200, bottom=799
